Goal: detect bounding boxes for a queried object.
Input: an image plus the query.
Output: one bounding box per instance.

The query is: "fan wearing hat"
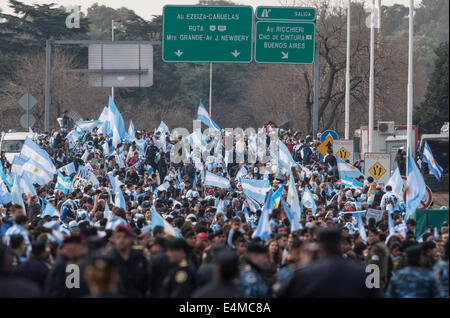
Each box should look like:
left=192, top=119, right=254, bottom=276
left=161, top=238, right=197, bottom=298
left=235, top=242, right=269, bottom=298
left=105, top=225, right=148, bottom=297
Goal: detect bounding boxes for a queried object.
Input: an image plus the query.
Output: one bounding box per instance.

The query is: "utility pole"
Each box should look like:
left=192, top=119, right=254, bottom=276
left=368, top=0, right=375, bottom=152
left=407, top=0, right=414, bottom=168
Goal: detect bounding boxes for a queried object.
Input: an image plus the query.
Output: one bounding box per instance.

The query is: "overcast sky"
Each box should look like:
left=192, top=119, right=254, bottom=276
left=1, top=0, right=422, bottom=20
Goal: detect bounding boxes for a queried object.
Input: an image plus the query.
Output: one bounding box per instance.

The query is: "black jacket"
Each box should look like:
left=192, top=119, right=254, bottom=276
left=277, top=255, right=384, bottom=298
left=17, top=256, right=49, bottom=291
left=192, top=280, right=242, bottom=298
left=107, top=246, right=148, bottom=298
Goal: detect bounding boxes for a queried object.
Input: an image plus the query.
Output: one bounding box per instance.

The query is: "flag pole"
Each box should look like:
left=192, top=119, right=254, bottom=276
left=406, top=0, right=414, bottom=172
left=344, top=0, right=351, bottom=140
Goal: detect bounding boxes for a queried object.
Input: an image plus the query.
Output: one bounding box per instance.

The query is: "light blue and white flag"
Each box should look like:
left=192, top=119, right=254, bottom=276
left=75, top=120, right=102, bottom=132
left=11, top=174, right=25, bottom=212
left=0, top=165, right=13, bottom=189
left=337, top=157, right=364, bottom=180
left=272, top=183, right=284, bottom=209
left=104, top=201, right=110, bottom=220
left=422, top=141, right=443, bottom=181
left=240, top=178, right=271, bottom=205
left=151, top=206, right=180, bottom=237
left=127, top=120, right=135, bottom=141
left=235, top=166, right=247, bottom=180
left=114, top=186, right=127, bottom=211
left=386, top=167, right=404, bottom=197
left=20, top=137, right=56, bottom=175
left=244, top=194, right=261, bottom=213
left=204, top=171, right=230, bottom=189
left=56, top=171, right=71, bottom=195
left=340, top=176, right=363, bottom=189
left=41, top=204, right=59, bottom=218
left=59, top=162, right=76, bottom=176
left=10, top=154, right=27, bottom=176
left=357, top=215, right=367, bottom=244
left=387, top=204, right=395, bottom=236
left=281, top=197, right=302, bottom=232
left=0, top=180, right=12, bottom=204
left=196, top=102, right=220, bottom=131
left=274, top=139, right=296, bottom=174
left=19, top=172, right=37, bottom=197
left=66, top=129, right=83, bottom=148
left=108, top=97, right=126, bottom=148
left=156, top=121, right=170, bottom=135
left=21, top=159, right=54, bottom=185
left=252, top=189, right=274, bottom=242
left=287, top=172, right=302, bottom=220
left=301, top=186, right=317, bottom=215
left=405, top=150, right=426, bottom=221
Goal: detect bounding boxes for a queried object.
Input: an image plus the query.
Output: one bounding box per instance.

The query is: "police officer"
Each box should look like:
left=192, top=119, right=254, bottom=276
left=6, top=234, right=26, bottom=273
left=275, top=239, right=303, bottom=290
left=277, top=227, right=383, bottom=298
left=44, top=234, right=88, bottom=297
left=236, top=241, right=269, bottom=298
left=366, top=227, right=390, bottom=290
left=161, top=238, right=197, bottom=298
left=147, top=237, right=173, bottom=298
left=17, top=240, right=50, bottom=292
left=192, top=250, right=242, bottom=298
left=387, top=245, right=441, bottom=298
left=107, top=224, right=148, bottom=297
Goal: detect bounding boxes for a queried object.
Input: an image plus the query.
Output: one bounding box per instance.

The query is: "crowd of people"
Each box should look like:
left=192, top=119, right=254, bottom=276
left=0, top=106, right=448, bottom=298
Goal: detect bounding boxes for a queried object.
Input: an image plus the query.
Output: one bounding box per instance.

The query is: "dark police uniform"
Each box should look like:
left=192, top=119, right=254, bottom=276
left=161, top=258, right=196, bottom=298
left=107, top=245, right=148, bottom=297
left=147, top=251, right=174, bottom=297
left=366, top=241, right=390, bottom=289
left=386, top=265, right=441, bottom=298
left=236, top=261, right=268, bottom=298
left=17, top=255, right=50, bottom=291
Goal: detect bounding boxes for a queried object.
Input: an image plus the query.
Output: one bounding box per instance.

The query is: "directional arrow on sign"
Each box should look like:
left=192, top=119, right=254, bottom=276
left=281, top=51, right=288, bottom=59
left=174, top=50, right=183, bottom=57
left=231, top=50, right=240, bottom=58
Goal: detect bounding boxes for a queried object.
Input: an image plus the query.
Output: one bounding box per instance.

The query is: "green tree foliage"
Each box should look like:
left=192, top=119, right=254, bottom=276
left=414, top=42, right=449, bottom=134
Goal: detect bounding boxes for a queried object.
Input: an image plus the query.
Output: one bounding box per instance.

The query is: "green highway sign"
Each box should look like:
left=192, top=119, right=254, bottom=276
left=255, top=7, right=316, bottom=22
left=255, top=21, right=315, bottom=64
left=162, top=5, right=253, bottom=63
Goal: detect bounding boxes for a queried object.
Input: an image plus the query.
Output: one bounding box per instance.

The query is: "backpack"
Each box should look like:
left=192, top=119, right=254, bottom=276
left=303, top=146, right=312, bottom=164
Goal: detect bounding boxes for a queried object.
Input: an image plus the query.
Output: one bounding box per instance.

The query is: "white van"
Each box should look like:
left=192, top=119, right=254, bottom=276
left=0, top=132, right=38, bottom=163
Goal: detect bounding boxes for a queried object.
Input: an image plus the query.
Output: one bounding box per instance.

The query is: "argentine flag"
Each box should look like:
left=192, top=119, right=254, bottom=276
left=405, top=150, right=426, bottom=221
left=20, top=137, right=56, bottom=175
left=196, top=102, right=220, bottom=131
left=280, top=198, right=302, bottom=232
left=204, top=171, right=230, bottom=189
left=41, top=204, right=59, bottom=218
left=422, top=141, right=443, bottom=181
left=0, top=180, right=12, bottom=204
left=301, top=186, right=317, bottom=215
left=240, top=178, right=271, bottom=205
left=56, top=171, right=71, bottom=195
left=21, top=160, right=54, bottom=185
left=252, top=189, right=274, bottom=242
left=340, top=177, right=363, bottom=189
left=151, top=206, right=180, bottom=238
left=337, top=157, right=364, bottom=180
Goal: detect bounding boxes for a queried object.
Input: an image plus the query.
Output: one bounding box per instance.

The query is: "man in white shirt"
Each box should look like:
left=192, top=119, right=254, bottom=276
left=380, top=185, right=402, bottom=211
left=114, top=147, right=126, bottom=169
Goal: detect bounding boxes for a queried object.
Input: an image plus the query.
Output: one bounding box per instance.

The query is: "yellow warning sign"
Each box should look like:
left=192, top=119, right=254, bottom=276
left=336, top=147, right=350, bottom=161
left=317, top=136, right=333, bottom=157
left=368, top=162, right=386, bottom=180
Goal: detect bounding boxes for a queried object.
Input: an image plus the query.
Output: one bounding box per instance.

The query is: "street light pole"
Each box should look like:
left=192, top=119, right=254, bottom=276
left=344, top=0, right=351, bottom=140
left=368, top=0, right=375, bottom=152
